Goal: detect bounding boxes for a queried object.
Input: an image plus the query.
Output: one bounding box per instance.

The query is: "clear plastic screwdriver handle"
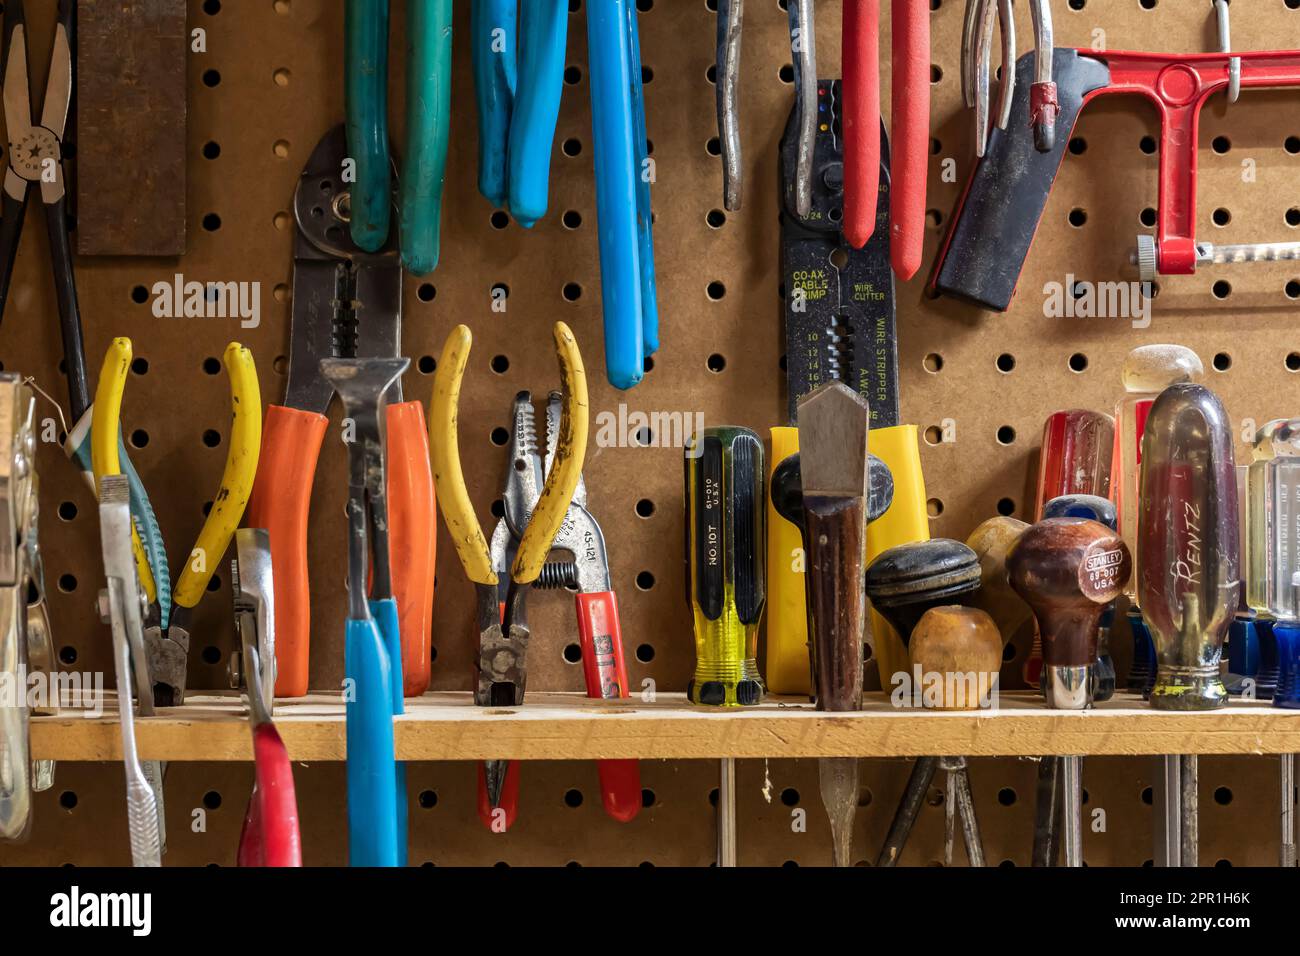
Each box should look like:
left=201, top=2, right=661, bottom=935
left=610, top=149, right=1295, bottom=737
left=1137, top=383, right=1239, bottom=710
left=1247, top=420, right=1300, bottom=621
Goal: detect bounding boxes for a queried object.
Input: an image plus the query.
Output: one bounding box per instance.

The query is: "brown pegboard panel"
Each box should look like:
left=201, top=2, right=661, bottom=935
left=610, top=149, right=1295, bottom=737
left=3, top=0, right=1300, bottom=866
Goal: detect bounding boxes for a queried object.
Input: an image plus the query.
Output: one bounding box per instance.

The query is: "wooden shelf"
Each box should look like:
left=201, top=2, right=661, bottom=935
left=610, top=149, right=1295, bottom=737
left=28, top=691, right=1300, bottom=762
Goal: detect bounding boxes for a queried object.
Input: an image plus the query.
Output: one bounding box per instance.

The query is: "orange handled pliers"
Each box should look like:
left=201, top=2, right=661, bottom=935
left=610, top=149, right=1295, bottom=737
left=246, top=125, right=437, bottom=698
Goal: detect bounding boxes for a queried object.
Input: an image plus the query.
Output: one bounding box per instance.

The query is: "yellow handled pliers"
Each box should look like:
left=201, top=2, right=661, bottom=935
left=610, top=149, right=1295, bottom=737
left=430, top=321, right=588, bottom=802
left=92, top=338, right=262, bottom=706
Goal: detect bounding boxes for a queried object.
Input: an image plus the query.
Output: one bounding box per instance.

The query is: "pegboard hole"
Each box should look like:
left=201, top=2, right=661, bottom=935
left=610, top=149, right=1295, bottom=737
left=490, top=210, right=511, bottom=230
left=641, top=789, right=656, bottom=808
left=203, top=213, right=222, bottom=232
left=997, top=787, right=1017, bottom=806
left=57, top=501, right=77, bottom=521
left=59, top=646, right=77, bottom=665
left=202, top=141, right=221, bottom=160
left=273, top=140, right=290, bottom=159
left=923, top=353, right=943, bottom=373
left=781, top=788, right=800, bottom=807
left=996, top=426, right=1016, bottom=445
left=59, top=791, right=78, bottom=811
left=417, top=283, right=436, bottom=302
left=1214, top=786, right=1233, bottom=805
left=636, top=571, right=656, bottom=591
left=1287, top=281, right=1300, bottom=300
left=1287, top=208, right=1300, bottom=228
left=563, top=282, right=583, bottom=302
left=563, top=642, right=582, bottom=664
left=1213, top=352, right=1232, bottom=372
left=641, top=66, right=654, bottom=84
left=1139, top=0, right=1156, bottom=9
left=564, top=65, right=583, bottom=85
left=706, top=136, right=722, bottom=156
left=131, top=357, right=149, bottom=376
left=1286, top=136, right=1300, bottom=154
left=778, top=64, right=794, bottom=84
left=418, top=790, right=438, bottom=809
left=707, top=209, right=726, bottom=228
left=131, top=285, right=149, bottom=304
left=996, top=497, right=1016, bottom=516
left=1211, top=136, right=1231, bottom=154
left=1141, top=786, right=1153, bottom=805
left=490, top=355, right=510, bottom=375
left=1140, top=207, right=1157, bottom=228
left=1286, top=352, right=1300, bottom=371
left=926, top=209, right=943, bottom=229
left=273, top=68, right=291, bottom=87
left=562, top=210, right=583, bottom=229
left=562, top=138, right=583, bottom=157
left=1068, top=0, right=1085, bottom=9
left=1068, top=208, right=1087, bottom=227
left=418, top=355, right=437, bottom=375
left=706, top=281, right=726, bottom=301
left=1069, top=352, right=1089, bottom=373
left=129, top=429, right=150, bottom=449
left=930, top=64, right=942, bottom=84
left=996, top=353, right=1015, bottom=373
left=931, top=137, right=942, bottom=155
left=635, top=498, right=656, bottom=518
left=707, top=353, right=727, bottom=373
left=202, top=69, right=221, bottom=87
left=923, top=426, right=943, bottom=446
left=564, top=789, right=584, bottom=808
left=636, top=643, right=655, bottom=663
left=57, top=574, right=76, bottom=594
left=202, top=429, right=222, bottom=448
left=491, top=282, right=509, bottom=302
left=202, top=645, right=222, bottom=664
left=927, top=498, right=944, bottom=518
left=1139, top=135, right=1157, bottom=155
left=203, top=791, right=223, bottom=810
left=203, top=0, right=222, bottom=14
left=1068, top=137, right=1087, bottom=155
left=490, top=427, right=510, bottom=446
left=1212, top=279, right=1232, bottom=299
left=1212, top=207, right=1232, bottom=227
left=1002, top=642, right=1016, bottom=661
left=926, top=788, right=944, bottom=808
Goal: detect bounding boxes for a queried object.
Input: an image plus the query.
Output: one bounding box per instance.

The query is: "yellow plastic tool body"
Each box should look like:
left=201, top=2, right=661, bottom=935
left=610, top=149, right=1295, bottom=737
left=765, top=423, right=929, bottom=694
left=430, top=322, right=588, bottom=587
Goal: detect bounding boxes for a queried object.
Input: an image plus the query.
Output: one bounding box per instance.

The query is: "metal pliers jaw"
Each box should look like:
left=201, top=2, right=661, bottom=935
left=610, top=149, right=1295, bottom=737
left=963, top=0, right=1056, bottom=156
left=230, top=529, right=276, bottom=725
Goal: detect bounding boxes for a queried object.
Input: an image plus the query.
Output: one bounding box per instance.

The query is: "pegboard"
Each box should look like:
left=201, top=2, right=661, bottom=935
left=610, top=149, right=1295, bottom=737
left=3, top=0, right=1300, bottom=866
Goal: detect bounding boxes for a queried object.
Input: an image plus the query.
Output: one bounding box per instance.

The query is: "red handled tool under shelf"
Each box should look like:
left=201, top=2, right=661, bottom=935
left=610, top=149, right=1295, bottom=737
left=934, top=47, right=1300, bottom=312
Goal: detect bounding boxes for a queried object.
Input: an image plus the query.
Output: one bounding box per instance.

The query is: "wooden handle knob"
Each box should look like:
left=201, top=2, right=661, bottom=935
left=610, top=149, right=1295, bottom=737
left=908, top=606, right=1002, bottom=710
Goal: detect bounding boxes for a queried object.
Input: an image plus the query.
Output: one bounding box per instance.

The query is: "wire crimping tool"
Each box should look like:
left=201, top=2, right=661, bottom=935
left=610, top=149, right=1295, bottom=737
left=92, top=338, right=261, bottom=707
left=0, top=374, right=54, bottom=843
left=431, top=322, right=604, bottom=820
left=346, top=0, right=452, bottom=274
left=230, top=529, right=302, bottom=868
left=471, top=0, right=569, bottom=226
left=481, top=391, right=640, bottom=828
left=247, top=125, right=437, bottom=699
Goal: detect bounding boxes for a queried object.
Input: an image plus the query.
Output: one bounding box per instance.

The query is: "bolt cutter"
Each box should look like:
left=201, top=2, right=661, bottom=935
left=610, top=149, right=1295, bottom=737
left=430, top=321, right=587, bottom=812
left=471, top=0, right=569, bottom=227
left=346, top=0, right=452, bottom=275
left=92, top=338, right=261, bottom=707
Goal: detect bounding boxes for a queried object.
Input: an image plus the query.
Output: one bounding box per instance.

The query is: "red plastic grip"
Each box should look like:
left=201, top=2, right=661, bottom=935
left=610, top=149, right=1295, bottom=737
left=576, top=590, right=641, bottom=823
left=238, top=723, right=302, bottom=867
left=385, top=401, right=437, bottom=697
left=476, top=760, right=521, bottom=832
left=841, top=0, right=880, bottom=250
left=245, top=405, right=328, bottom=698
left=889, top=0, right=929, bottom=280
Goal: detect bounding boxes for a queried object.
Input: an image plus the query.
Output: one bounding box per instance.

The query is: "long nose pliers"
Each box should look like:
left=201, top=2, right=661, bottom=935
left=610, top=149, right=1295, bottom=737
left=346, top=0, right=453, bottom=275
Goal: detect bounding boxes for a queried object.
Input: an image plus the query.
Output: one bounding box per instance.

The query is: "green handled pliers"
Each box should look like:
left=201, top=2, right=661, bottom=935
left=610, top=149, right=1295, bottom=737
left=345, top=0, right=452, bottom=275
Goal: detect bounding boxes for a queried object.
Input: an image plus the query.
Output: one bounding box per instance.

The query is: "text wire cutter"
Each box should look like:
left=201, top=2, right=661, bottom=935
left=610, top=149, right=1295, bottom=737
left=478, top=391, right=641, bottom=828
left=430, top=322, right=589, bottom=814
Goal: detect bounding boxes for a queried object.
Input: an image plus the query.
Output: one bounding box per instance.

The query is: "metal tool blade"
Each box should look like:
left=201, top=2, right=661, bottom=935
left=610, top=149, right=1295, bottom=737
left=820, top=756, right=858, bottom=867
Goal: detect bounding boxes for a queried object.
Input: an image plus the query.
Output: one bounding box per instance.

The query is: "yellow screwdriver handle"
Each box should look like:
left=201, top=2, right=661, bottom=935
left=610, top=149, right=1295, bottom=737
left=91, top=337, right=157, bottom=605
left=429, top=324, right=497, bottom=587
left=172, top=342, right=262, bottom=610
left=512, top=322, right=588, bottom=585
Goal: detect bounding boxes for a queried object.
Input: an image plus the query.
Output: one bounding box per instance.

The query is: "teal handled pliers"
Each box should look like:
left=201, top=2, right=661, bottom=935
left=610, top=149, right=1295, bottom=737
left=471, top=0, right=569, bottom=227
left=345, top=0, right=452, bottom=276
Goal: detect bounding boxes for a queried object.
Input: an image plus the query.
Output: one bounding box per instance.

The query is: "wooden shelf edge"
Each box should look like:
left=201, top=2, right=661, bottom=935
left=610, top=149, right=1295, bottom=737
left=28, top=691, right=1300, bottom=762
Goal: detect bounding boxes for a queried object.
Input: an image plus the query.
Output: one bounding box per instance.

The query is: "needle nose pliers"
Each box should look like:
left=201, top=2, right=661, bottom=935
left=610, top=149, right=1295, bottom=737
left=430, top=322, right=588, bottom=813
left=346, top=0, right=453, bottom=275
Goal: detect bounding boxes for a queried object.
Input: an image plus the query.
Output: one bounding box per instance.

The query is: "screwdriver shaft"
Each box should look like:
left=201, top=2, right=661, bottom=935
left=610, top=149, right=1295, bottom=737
left=1283, top=754, right=1296, bottom=868
left=718, top=758, right=737, bottom=867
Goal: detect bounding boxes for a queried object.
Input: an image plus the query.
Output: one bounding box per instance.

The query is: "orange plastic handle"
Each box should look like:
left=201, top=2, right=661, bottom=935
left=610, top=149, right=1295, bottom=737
left=577, top=590, right=641, bottom=823
left=386, top=401, right=437, bottom=697
left=246, top=404, right=328, bottom=698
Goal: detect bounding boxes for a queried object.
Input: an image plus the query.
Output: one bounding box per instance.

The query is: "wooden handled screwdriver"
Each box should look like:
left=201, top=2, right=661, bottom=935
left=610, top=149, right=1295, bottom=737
left=1009, top=518, right=1131, bottom=868
left=798, top=382, right=872, bottom=867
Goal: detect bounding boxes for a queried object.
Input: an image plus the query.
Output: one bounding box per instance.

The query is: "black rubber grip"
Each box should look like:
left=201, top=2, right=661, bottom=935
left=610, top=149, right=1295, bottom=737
left=932, top=49, right=1111, bottom=313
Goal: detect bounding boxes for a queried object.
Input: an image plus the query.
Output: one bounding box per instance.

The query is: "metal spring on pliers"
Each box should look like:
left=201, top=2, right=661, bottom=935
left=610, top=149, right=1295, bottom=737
left=535, top=561, right=579, bottom=590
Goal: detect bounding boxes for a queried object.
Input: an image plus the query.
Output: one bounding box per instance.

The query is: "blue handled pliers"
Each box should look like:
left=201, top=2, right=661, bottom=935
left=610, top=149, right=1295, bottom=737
left=587, top=0, right=659, bottom=391
left=471, top=0, right=569, bottom=227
